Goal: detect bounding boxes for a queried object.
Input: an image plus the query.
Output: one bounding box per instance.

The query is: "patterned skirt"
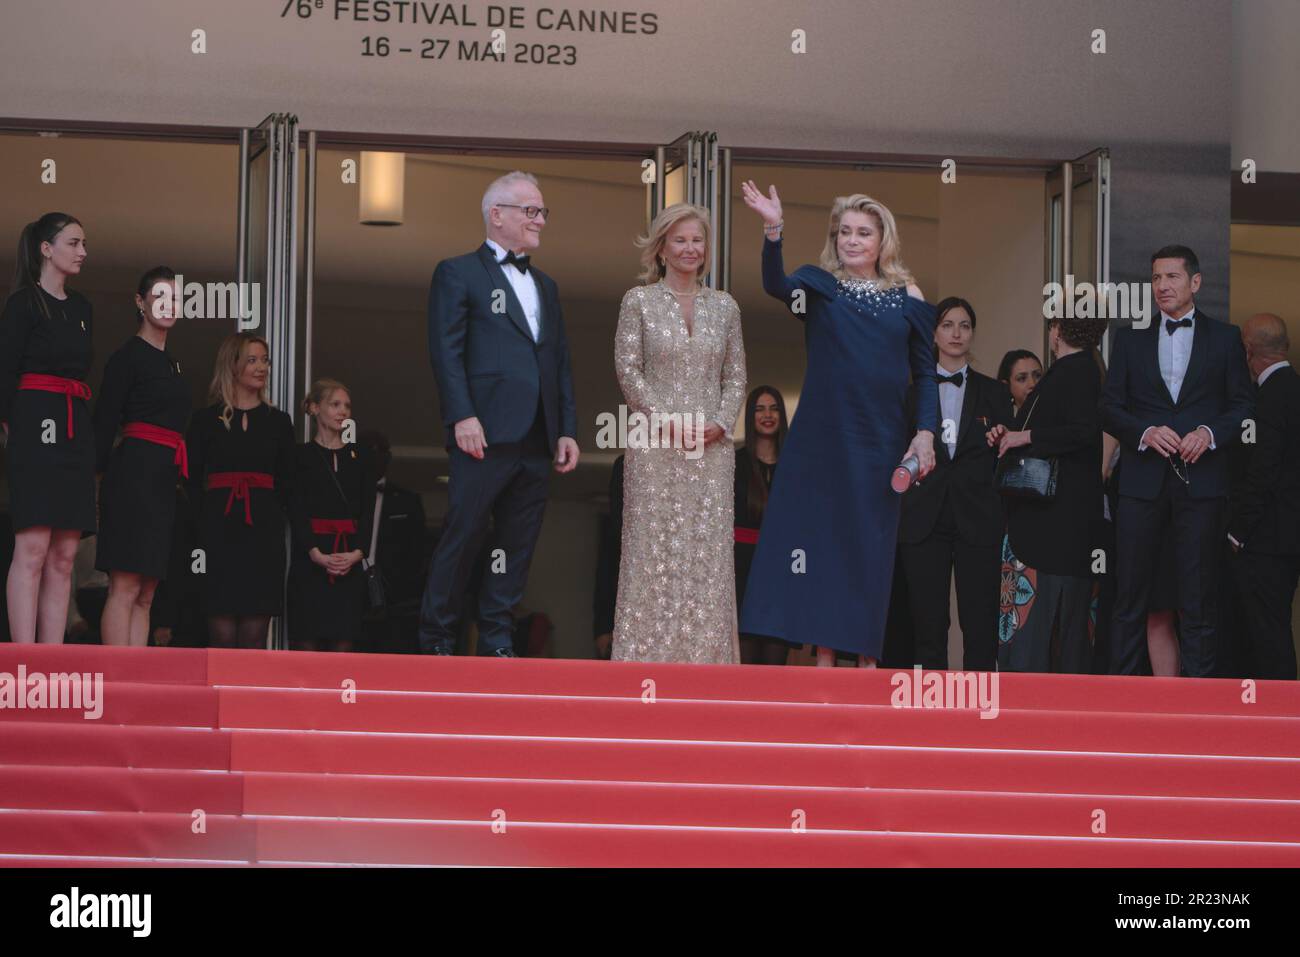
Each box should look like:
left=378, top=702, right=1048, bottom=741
left=998, top=533, right=1099, bottom=672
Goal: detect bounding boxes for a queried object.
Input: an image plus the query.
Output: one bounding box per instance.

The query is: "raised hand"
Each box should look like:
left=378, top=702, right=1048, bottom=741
left=740, top=180, right=783, bottom=226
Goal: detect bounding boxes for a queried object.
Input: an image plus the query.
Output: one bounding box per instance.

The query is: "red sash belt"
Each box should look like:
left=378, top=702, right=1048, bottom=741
left=311, top=517, right=357, bottom=584
left=18, top=373, right=91, bottom=439
left=206, top=471, right=274, bottom=526
left=122, top=422, right=189, bottom=478
left=733, top=526, right=759, bottom=545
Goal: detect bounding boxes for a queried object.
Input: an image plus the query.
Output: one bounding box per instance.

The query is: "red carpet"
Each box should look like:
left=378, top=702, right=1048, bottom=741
left=2, top=644, right=1298, bottom=866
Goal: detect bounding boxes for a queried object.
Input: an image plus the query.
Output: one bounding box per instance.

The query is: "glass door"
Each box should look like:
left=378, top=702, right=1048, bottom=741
left=237, top=113, right=301, bottom=414
left=647, top=132, right=732, bottom=290
left=1044, top=148, right=1111, bottom=361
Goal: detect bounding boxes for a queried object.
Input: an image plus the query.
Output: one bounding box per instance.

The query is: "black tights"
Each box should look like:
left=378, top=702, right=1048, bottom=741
left=207, top=615, right=271, bottom=649
left=740, top=635, right=790, bottom=666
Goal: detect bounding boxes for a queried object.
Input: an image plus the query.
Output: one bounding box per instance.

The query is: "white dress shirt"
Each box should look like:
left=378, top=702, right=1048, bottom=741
left=1258, top=359, right=1291, bottom=386
left=485, top=236, right=541, bottom=342
left=937, top=362, right=968, bottom=458
left=1158, top=307, right=1196, bottom=402
left=1139, top=307, right=1214, bottom=451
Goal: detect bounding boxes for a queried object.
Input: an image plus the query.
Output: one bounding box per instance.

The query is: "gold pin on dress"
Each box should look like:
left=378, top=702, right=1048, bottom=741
left=612, top=280, right=747, bottom=663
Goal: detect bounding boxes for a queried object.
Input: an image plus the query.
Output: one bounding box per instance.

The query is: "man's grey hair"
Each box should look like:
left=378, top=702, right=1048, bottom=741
left=482, top=171, right=540, bottom=227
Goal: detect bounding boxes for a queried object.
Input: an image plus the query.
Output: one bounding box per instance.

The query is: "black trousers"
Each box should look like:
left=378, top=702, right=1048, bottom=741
left=898, top=493, right=1001, bottom=671
left=1111, top=474, right=1224, bottom=677
left=417, top=405, right=552, bottom=654
left=1231, top=549, right=1300, bottom=680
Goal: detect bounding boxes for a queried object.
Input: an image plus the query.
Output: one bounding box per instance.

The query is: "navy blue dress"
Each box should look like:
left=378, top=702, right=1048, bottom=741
left=739, top=237, right=939, bottom=658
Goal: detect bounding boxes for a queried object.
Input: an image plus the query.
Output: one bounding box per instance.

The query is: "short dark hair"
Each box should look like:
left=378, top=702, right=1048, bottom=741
left=997, top=349, right=1041, bottom=382
left=1050, top=316, right=1109, bottom=351
left=1151, top=245, right=1200, bottom=278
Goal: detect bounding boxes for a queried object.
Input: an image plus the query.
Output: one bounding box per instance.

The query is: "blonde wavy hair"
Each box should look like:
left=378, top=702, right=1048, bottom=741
left=819, top=194, right=914, bottom=288
left=635, top=203, right=711, bottom=284
left=208, top=332, right=271, bottom=430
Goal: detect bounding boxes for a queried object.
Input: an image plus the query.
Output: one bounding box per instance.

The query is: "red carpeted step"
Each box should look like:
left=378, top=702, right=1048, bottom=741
left=0, top=681, right=218, bottom=727
left=253, top=817, right=1300, bottom=866
left=227, top=729, right=1300, bottom=799
left=0, top=722, right=231, bottom=770
left=241, top=771, right=1300, bottom=842
left=0, top=766, right=244, bottom=814
left=215, top=686, right=1300, bottom=758
left=204, top=648, right=1300, bottom=716
left=0, top=856, right=255, bottom=867
left=0, top=644, right=209, bottom=685
left=0, top=810, right=256, bottom=862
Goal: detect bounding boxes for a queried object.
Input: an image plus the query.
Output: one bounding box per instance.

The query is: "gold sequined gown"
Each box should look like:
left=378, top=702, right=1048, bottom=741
left=612, top=280, right=747, bottom=663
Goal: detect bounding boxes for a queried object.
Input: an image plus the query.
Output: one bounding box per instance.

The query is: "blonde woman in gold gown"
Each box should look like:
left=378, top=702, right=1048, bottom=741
left=612, top=204, right=747, bottom=663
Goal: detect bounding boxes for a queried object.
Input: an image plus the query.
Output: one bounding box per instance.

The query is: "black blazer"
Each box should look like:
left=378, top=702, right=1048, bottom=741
left=899, top=368, right=1013, bottom=546
left=1100, top=310, right=1254, bottom=500
left=1005, top=349, right=1103, bottom=578
left=426, top=243, right=578, bottom=451
left=1228, top=364, right=1300, bottom=556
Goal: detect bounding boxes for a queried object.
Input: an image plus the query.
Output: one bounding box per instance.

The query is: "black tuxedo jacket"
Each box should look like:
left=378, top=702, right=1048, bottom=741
left=899, top=368, right=1014, bottom=546
left=1228, top=364, right=1300, bottom=556
left=427, top=243, right=578, bottom=451
left=1100, top=309, right=1254, bottom=500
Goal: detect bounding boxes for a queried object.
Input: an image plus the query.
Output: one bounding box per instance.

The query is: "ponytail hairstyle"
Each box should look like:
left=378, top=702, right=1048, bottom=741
left=742, top=385, right=788, bottom=521
left=301, top=378, right=350, bottom=419
left=13, top=212, right=83, bottom=320
left=135, top=265, right=177, bottom=324
left=208, top=332, right=271, bottom=430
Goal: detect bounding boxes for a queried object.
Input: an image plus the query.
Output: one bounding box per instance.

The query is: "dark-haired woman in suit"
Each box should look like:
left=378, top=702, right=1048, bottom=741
left=734, top=385, right=789, bottom=665
left=1, top=212, right=93, bottom=644
left=897, top=297, right=1013, bottom=670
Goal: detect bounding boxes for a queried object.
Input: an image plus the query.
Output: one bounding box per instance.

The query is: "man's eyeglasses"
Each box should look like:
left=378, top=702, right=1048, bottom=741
left=496, top=204, right=550, bottom=221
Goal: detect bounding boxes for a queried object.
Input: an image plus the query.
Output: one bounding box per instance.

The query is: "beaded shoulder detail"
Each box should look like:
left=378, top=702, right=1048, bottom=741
left=836, top=277, right=906, bottom=308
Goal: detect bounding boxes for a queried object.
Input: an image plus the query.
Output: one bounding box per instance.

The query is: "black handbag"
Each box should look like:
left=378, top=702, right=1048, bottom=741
left=993, top=394, right=1059, bottom=500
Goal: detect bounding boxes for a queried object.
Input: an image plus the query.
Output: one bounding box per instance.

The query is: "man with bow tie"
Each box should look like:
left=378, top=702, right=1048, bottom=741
left=418, top=171, right=579, bottom=657
left=1101, top=245, right=1254, bottom=676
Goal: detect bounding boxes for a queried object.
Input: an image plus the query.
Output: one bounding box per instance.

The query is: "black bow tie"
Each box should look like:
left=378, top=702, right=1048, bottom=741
left=1165, top=316, right=1193, bottom=335
left=938, top=371, right=964, bottom=387
left=500, top=250, right=530, bottom=274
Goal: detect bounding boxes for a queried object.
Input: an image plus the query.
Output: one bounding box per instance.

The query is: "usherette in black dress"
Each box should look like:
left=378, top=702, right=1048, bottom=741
left=186, top=401, right=294, bottom=616
left=288, top=440, right=378, bottom=643
left=0, top=286, right=96, bottom=534
left=93, top=335, right=191, bottom=579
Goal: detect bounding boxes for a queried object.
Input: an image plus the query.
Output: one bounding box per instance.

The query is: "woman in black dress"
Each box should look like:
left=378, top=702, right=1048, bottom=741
left=0, top=212, right=93, bottom=644
left=186, top=333, right=294, bottom=649
left=288, top=379, right=376, bottom=652
left=734, top=385, right=788, bottom=665
left=94, top=267, right=190, bottom=646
